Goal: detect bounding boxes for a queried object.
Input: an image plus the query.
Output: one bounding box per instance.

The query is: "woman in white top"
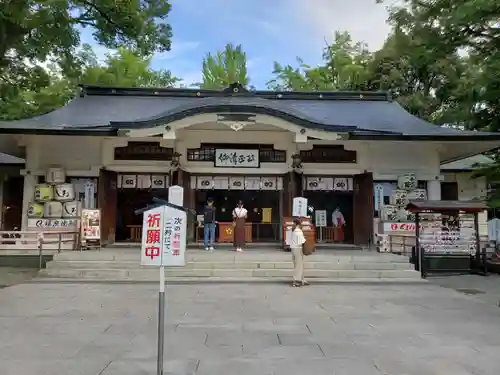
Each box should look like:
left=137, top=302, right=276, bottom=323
left=232, top=200, right=248, bottom=252
left=290, top=218, right=308, bottom=287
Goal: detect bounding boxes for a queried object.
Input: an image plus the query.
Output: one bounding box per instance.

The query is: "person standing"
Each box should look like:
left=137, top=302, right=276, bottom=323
left=331, top=207, right=346, bottom=242
left=290, top=217, right=308, bottom=287
left=203, top=197, right=217, bottom=251
left=232, top=200, right=247, bottom=252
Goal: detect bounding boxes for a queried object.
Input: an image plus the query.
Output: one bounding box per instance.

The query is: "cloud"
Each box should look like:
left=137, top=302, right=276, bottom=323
left=176, top=71, right=203, bottom=87
left=154, top=40, right=200, bottom=61
left=287, top=0, right=394, bottom=50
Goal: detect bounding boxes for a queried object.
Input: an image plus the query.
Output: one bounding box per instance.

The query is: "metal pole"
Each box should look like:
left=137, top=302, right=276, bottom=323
left=157, top=265, right=165, bottom=375
left=38, top=234, right=43, bottom=270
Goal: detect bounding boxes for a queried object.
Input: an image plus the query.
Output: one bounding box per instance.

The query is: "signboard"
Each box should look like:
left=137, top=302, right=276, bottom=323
left=81, top=209, right=101, bottom=240
left=292, top=197, right=308, bottom=217
left=84, top=181, right=96, bottom=209
left=382, top=222, right=421, bottom=232
left=374, top=184, right=384, bottom=211
left=215, top=149, right=259, bottom=168
left=140, top=205, right=186, bottom=267
left=315, top=210, right=327, bottom=227
left=168, top=185, right=184, bottom=206
left=27, top=218, right=78, bottom=229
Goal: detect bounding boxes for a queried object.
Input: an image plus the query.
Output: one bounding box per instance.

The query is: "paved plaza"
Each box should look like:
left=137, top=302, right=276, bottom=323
left=1, top=279, right=500, bottom=375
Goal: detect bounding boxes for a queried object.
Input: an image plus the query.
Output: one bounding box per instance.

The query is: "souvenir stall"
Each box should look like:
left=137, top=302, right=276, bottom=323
left=406, top=200, right=488, bottom=278
left=376, top=173, right=426, bottom=254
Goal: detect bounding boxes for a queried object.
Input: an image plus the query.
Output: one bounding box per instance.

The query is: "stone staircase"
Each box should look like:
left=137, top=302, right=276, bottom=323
left=39, top=248, right=423, bottom=283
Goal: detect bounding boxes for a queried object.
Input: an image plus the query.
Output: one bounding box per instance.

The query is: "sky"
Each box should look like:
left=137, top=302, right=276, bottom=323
left=81, top=0, right=396, bottom=89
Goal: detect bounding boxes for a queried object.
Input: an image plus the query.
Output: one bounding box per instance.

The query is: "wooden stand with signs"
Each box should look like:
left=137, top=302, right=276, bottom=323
left=81, top=209, right=102, bottom=250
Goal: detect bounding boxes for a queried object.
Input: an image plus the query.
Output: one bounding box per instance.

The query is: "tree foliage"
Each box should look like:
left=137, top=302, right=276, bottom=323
left=0, top=0, right=173, bottom=108
left=81, top=47, right=180, bottom=88
left=268, top=32, right=373, bottom=92
left=200, top=44, right=250, bottom=89
left=377, top=0, right=500, bottom=205
left=0, top=45, right=180, bottom=121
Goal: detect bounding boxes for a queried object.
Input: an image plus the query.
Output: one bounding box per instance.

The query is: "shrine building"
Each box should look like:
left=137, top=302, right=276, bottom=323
left=0, top=82, right=498, bottom=247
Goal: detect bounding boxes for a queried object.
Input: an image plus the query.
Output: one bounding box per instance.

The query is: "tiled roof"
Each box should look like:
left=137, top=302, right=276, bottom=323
left=0, top=83, right=498, bottom=140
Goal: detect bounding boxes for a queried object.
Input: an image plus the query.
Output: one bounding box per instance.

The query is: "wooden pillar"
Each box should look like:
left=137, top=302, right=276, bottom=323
left=353, top=172, right=374, bottom=246
left=283, top=171, right=303, bottom=217
left=98, top=169, right=117, bottom=246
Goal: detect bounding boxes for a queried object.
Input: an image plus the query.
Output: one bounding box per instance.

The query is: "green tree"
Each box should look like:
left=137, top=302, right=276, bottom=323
left=0, top=0, right=173, bottom=109
left=268, top=31, right=374, bottom=91
left=368, top=21, right=473, bottom=123
left=377, top=0, right=499, bottom=131
left=82, top=47, right=180, bottom=88
left=200, top=44, right=250, bottom=89
left=0, top=45, right=180, bottom=121
left=0, top=71, right=73, bottom=121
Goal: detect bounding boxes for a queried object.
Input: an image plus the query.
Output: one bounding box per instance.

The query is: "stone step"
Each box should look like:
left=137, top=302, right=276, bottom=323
left=33, top=277, right=426, bottom=284
left=40, top=267, right=421, bottom=280
left=53, top=251, right=410, bottom=264
left=46, top=260, right=413, bottom=271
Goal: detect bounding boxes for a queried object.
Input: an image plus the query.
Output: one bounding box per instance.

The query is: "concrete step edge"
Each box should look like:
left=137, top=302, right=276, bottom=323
left=34, top=276, right=426, bottom=284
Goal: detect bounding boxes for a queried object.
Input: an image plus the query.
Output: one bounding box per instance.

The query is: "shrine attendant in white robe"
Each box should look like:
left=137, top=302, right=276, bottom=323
left=331, top=207, right=346, bottom=242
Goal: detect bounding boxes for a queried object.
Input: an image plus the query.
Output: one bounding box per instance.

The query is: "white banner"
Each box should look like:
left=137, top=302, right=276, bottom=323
left=197, top=176, right=213, bottom=189
left=306, top=177, right=324, bottom=191
left=215, top=149, right=259, bottom=168
left=261, top=177, right=277, bottom=190
left=245, top=176, right=261, bottom=190
left=374, top=184, right=385, bottom=211
left=229, top=176, right=245, bottom=190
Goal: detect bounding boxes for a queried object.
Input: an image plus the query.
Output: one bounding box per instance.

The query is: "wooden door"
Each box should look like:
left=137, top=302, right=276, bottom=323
left=2, top=176, right=23, bottom=230
left=98, top=169, right=117, bottom=245
left=353, top=172, right=374, bottom=246
left=441, top=182, right=458, bottom=200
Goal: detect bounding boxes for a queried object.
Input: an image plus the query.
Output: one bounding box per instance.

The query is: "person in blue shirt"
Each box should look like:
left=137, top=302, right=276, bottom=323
left=203, top=197, right=217, bottom=251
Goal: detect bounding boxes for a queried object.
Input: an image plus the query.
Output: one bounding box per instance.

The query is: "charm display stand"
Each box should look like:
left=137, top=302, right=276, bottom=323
left=406, top=200, right=488, bottom=278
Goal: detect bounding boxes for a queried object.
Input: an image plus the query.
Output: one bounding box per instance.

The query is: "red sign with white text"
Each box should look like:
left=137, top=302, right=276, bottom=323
left=383, top=222, right=422, bottom=232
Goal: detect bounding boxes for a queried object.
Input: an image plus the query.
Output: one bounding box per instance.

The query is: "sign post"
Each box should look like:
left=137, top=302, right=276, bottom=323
left=140, top=199, right=187, bottom=375
left=314, top=210, right=327, bottom=242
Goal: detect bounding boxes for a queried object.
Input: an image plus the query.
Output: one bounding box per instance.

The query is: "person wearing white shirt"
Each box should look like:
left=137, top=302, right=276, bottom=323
left=331, top=207, right=346, bottom=242
left=232, top=200, right=248, bottom=252
left=290, top=218, right=308, bottom=287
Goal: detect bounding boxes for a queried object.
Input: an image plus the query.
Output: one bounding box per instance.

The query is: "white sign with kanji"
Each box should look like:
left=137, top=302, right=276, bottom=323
left=162, top=206, right=187, bottom=267
left=140, top=205, right=186, bottom=267
left=292, top=197, right=308, bottom=217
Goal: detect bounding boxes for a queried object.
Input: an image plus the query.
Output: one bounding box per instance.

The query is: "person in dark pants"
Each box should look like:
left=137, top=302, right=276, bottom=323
left=203, top=197, right=217, bottom=251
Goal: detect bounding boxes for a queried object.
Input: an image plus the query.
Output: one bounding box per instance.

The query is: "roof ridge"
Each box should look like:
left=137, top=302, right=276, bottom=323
left=78, top=84, right=390, bottom=102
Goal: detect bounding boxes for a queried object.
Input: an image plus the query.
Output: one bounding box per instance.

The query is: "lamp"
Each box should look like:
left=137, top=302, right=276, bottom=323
left=291, top=153, right=302, bottom=170
left=171, top=152, right=182, bottom=168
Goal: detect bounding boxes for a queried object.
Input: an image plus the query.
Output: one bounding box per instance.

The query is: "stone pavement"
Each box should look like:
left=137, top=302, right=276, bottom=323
left=0, top=267, right=37, bottom=287
left=1, top=281, right=500, bottom=375
left=429, top=274, right=500, bottom=307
